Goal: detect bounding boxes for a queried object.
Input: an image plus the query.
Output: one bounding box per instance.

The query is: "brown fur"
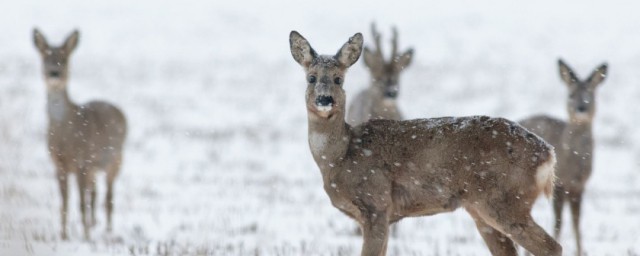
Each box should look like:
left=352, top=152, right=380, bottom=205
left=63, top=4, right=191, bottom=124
left=34, top=28, right=127, bottom=240
left=290, top=31, right=561, bottom=256
left=520, top=59, right=607, bottom=256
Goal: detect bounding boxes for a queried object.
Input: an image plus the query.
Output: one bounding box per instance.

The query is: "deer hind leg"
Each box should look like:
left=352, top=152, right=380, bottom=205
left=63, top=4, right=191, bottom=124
left=504, top=217, right=561, bottom=256
left=471, top=202, right=562, bottom=256
left=466, top=208, right=517, bottom=256
left=89, top=171, right=97, bottom=227
left=488, top=212, right=561, bottom=255
left=569, top=192, right=584, bottom=256
left=105, top=157, right=122, bottom=232
left=553, top=186, right=566, bottom=239
left=56, top=170, right=69, bottom=240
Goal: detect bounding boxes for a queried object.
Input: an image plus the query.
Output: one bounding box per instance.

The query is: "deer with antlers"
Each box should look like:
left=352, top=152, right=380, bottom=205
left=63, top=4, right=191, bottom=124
left=347, top=23, right=413, bottom=126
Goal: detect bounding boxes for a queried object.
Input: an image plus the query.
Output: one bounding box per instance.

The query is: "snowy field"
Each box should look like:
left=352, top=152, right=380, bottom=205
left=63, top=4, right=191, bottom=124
left=1, top=0, right=640, bottom=255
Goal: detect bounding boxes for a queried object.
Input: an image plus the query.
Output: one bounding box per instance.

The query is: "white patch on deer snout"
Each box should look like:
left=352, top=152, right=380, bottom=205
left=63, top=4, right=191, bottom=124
left=383, top=99, right=396, bottom=106
left=316, top=105, right=333, bottom=112
left=309, top=132, right=327, bottom=156
left=573, top=112, right=591, bottom=123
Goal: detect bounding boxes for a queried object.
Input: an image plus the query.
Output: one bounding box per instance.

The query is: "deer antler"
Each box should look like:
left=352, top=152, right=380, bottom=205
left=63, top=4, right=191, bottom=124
left=391, top=26, right=399, bottom=62
left=371, top=23, right=384, bottom=62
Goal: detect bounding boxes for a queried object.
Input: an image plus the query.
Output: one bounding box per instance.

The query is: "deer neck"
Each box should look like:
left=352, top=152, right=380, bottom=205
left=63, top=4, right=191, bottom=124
left=307, top=109, right=351, bottom=175
left=46, top=84, right=76, bottom=124
left=566, top=121, right=592, bottom=137
left=562, top=121, right=593, bottom=156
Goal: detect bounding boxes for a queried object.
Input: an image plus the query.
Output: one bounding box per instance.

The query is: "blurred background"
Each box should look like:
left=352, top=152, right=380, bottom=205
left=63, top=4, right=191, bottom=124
left=1, top=0, right=639, bottom=255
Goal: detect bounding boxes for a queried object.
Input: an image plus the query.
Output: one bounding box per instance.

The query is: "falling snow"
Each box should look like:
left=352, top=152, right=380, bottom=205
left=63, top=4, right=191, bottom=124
left=0, top=0, right=639, bottom=255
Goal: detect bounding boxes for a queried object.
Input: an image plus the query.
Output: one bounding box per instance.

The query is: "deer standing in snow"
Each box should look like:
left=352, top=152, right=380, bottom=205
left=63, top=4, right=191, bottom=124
left=347, top=23, right=413, bottom=126
left=290, top=30, right=561, bottom=256
left=520, top=59, right=607, bottom=256
left=33, top=28, right=127, bottom=240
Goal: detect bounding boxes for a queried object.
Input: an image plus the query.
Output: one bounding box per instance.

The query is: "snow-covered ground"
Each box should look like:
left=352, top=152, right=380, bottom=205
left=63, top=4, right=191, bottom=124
left=1, top=0, right=639, bottom=255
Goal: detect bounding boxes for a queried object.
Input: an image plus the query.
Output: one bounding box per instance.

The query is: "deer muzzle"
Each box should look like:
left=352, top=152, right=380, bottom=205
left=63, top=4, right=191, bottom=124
left=576, top=105, right=587, bottom=113
left=49, top=71, right=61, bottom=78
left=384, top=85, right=399, bottom=98
left=316, top=95, right=334, bottom=109
left=384, top=91, right=398, bottom=98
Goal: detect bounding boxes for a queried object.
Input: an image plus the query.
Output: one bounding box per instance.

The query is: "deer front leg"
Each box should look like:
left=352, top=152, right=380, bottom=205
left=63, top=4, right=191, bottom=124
left=89, top=172, right=97, bottom=227
left=553, top=186, right=566, bottom=239
left=56, top=171, right=69, bottom=240
left=106, top=179, right=114, bottom=232
left=569, top=192, right=584, bottom=256
left=105, top=160, right=121, bottom=232
left=360, top=211, right=389, bottom=256
left=77, top=170, right=90, bottom=240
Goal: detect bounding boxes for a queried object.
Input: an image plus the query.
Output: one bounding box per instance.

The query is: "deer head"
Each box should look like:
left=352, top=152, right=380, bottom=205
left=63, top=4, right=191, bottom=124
left=362, top=23, right=413, bottom=99
left=33, top=28, right=79, bottom=90
left=557, top=59, right=607, bottom=124
left=290, top=31, right=363, bottom=120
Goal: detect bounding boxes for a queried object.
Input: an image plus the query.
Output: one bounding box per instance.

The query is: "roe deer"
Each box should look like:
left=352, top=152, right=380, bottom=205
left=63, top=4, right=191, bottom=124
left=520, top=59, right=607, bottom=256
left=290, top=31, right=561, bottom=256
left=33, top=28, right=127, bottom=240
left=347, top=23, right=413, bottom=126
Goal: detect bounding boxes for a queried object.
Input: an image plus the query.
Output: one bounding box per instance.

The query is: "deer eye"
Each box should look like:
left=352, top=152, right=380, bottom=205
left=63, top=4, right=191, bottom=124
left=308, top=75, right=317, bottom=84
left=334, top=77, right=342, bottom=85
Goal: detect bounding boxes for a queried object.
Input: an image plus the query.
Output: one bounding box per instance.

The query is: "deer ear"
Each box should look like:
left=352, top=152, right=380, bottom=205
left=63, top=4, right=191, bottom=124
left=394, top=48, right=413, bottom=71
left=558, top=59, right=579, bottom=86
left=63, top=30, right=80, bottom=54
left=586, top=63, right=608, bottom=88
left=33, top=28, right=49, bottom=55
left=335, top=33, right=363, bottom=68
left=290, top=31, right=317, bottom=68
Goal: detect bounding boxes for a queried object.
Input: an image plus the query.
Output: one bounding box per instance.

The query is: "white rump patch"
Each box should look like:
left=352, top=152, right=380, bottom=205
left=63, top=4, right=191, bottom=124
left=535, top=149, right=557, bottom=199
left=309, top=132, right=327, bottom=156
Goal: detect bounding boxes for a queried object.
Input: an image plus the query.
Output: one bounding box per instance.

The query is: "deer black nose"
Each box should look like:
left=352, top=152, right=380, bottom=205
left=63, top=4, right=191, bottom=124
left=315, top=95, right=334, bottom=106
left=577, top=106, right=587, bottom=112
left=49, top=71, right=61, bottom=78
left=385, top=91, right=398, bottom=98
